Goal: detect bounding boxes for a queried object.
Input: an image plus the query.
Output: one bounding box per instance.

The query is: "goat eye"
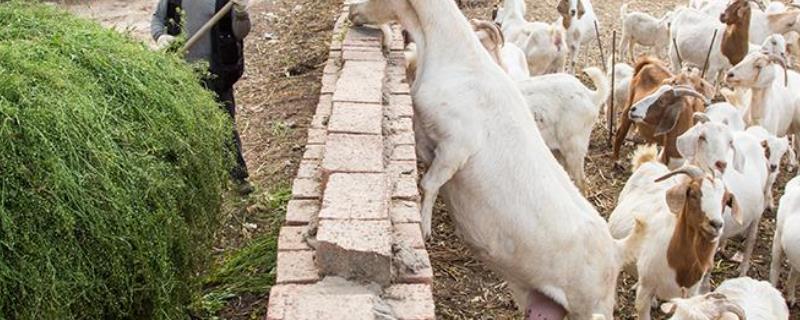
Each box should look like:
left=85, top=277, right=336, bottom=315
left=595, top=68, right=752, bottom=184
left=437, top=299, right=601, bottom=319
left=699, top=135, right=706, bottom=141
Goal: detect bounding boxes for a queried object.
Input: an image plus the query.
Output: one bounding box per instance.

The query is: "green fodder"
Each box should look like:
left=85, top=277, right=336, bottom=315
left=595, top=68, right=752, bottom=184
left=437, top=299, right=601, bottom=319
left=0, top=2, right=232, bottom=319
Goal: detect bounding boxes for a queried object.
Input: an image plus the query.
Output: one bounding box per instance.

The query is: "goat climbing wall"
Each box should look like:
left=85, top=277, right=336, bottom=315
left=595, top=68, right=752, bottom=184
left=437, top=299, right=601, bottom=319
left=267, top=6, right=435, bottom=319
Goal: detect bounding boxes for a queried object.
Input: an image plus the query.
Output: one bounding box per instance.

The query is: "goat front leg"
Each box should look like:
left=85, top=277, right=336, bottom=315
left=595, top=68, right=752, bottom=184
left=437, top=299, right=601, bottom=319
left=769, top=226, right=784, bottom=286
left=788, top=268, right=798, bottom=306
left=738, top=218, right=761, bottom=276
left=419, top=142, right=473, bottom=239
left=635, top=285, right=654, bottom=320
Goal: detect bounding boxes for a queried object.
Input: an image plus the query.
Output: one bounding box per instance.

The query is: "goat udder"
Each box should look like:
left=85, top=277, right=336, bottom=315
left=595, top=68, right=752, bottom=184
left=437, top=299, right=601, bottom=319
left=525, top=291, right=567, bottom=320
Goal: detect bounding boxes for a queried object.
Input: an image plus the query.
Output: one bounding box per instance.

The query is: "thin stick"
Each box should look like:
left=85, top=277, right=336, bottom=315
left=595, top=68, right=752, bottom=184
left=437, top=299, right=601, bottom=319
left=181, top=1, right=235, bottom=53
left=701, top=29, right=719, bottom=78
left=673, top=37, right=683, bottom=68
left=609, top=30, right=616, bottom=146
left=594, top=20, right=606, bottom=72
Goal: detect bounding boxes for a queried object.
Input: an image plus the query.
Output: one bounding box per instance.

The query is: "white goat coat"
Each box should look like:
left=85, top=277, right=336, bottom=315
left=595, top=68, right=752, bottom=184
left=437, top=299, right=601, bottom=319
left=395, top=0, right=632, bottom=317
left=610, top=161, right=702, bottom=299
left=745, top=67, right=800, bottom=137
left=706, top=103, right=747, bottom=131
left=501, top=42, right=531, bottom=81
left=515, top=68, right=609, bottom=189
left=719, top=132, right=768, bottom=240
left=670, top=8, right=730, bottom=82
left=714, top=277, right=789, bottom=320
left=770, top=176, right=800, bottom=296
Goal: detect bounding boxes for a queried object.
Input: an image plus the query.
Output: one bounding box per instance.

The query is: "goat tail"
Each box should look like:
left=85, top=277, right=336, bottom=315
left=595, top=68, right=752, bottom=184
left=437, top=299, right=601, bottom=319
left=618, top=217, right=647, bottom=266
left=583, top=67, right=610, bottom=112
left=620, top=2, right=630, bottom=19
left=631, top=144, right=658, bottom=171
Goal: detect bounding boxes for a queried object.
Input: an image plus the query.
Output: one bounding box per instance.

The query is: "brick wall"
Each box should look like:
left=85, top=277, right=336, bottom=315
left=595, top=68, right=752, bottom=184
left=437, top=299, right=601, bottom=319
left=267, top=7, right=435, bottom=319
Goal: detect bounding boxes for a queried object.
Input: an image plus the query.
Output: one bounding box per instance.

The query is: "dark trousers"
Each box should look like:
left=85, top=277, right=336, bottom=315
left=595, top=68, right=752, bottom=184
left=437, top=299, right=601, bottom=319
left=205, top=80, right=249, bottom=181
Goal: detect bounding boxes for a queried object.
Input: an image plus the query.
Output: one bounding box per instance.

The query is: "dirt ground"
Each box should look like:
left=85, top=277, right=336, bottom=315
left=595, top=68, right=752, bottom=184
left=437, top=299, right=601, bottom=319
left=432, top=1, right=800, bottom=319
left=60, top=0, right=799, bottom=318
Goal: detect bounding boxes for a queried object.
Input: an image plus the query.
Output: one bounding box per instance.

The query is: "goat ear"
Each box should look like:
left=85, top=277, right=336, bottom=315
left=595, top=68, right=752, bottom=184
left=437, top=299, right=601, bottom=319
left=732, top=139, right=746, bottom=172
left=655, top=102, right=685, bottom=137
left=676, top=125, right=700, bottom=160
left=665, top=183, right=689, bottom=215
left=725, top=191, right=744, bottom=225
left=660, top=302, right=677, bottom=314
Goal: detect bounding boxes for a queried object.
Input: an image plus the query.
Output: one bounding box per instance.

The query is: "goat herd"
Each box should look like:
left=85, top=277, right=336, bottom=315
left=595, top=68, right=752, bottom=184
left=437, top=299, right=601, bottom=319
left=347, top=0, right=800, bottom=318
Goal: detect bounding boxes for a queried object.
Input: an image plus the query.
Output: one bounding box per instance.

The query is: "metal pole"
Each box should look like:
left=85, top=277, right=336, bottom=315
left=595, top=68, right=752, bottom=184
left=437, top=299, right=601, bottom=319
left=609, top=30, right=616, bottom=146
left=701, top=29, right=719, bottom=78
left=180, top=1, right=235, bottom=53
left=594, top=20, right=606, bottom=72
left=673, top=37, right=683, bottom=68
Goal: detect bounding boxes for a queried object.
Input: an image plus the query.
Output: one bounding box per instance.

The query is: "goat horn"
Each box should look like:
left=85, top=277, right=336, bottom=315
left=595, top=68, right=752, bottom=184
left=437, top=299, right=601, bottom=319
left=768, top=54, right=789, bottom=87
left=717, top=300, right=747, bottom=320
left=748, top=0, right=766, bottom=10
left=655, top=166, right=705, bottom=182
left=672, top=85, right=711, bottom=104
left=693, top=112, right=711, bottom=124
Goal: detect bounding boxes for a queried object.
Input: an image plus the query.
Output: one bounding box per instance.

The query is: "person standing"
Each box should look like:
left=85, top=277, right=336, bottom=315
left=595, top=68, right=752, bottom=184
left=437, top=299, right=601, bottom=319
left=151, top=0, right=254, bottom=195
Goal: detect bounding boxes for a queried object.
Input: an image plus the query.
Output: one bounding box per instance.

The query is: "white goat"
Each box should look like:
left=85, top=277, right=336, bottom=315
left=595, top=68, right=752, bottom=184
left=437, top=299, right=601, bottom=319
left=726, top=49, right=799, bottom=156
left=517, top=67, right=610, bottom=191
left=660, top=277, right=789, bottom=320
left=556, top=0, right=600, bottom=73
left=705, top=102, right=747, bottom=131
left=620, top=4, right=674, bottom=61
left=610, top=144, right=740, bottom=320
left=496, top=0, right=567, bottom=75
left=502, top=42, right=532, bottom=80
left=604, top=60, right=634, bottom=118
left=349, top=0, right=645, bottom=318
left=678, top=116, right=769, bottom=276
left=770, top=176, right=800, bottom=305
left=746, top=126, right=789, bottom=210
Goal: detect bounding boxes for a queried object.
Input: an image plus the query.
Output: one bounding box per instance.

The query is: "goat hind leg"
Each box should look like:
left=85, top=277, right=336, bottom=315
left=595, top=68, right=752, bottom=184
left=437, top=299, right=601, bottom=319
left=769, top=226, right=784, bottom=286
left=738, top=219, right=761, bottom=276
left=788, top=268, right=798, bottom=306
left=419, top=143, right=472, bottom=239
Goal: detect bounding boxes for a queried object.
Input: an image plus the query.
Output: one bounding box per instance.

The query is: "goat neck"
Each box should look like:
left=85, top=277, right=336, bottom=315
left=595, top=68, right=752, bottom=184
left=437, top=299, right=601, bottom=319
left=721, top=1, right=752, bottom=65
left=666, top=189, right=720, bottom=289
left=396, top=0, right=488, bottom=70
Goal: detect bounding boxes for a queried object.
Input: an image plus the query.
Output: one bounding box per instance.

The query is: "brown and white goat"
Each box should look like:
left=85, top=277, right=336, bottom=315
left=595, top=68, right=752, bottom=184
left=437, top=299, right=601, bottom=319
left=609, top=146, right=742, bottom=320
left=612, top=57, right=715, bottom=168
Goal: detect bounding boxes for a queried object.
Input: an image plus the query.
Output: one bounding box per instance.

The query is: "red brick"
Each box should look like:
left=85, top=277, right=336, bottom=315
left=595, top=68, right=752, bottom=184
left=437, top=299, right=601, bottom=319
left=343, top=26, right=384, bottom=48
left=307, top=128, right=327, bottom=145
left=276, top=251, right=319, bottom=284
left=316, top=94, right=333, bottom=117
left=388, top=117, right=413, bottom=134
left=296, top=160, right=321, bottom=179
left=383, top=284, right=436, bottom=320
left=387, top=71, right=411, bottom=94
left=343, top=49, right=386, bottom=61
left=316, top=219, right=393, bottom=285
left=390, top=130, right=415, bottom=146
left=278, top=226, right=312, bottom=251
left=394, top=223, right=425, bottom=249
left=391, top=200, right=421, bottom=224
left=393, top=174, right=420, bottom=201
left=292, top=178, right=322, bottom=200
left=322, top=134, right=384, bottom=173
left=328, top=102, right=383, bottom=135
left=391, top=145, right=416, bottom=161
left=320, top=73, right=339, bottom=95
left=310, top=112, right=329, bottom=129
left=388, top=160, right=418, bottom=178
left=333, top=61, right=385, bottom=104
left=323, top=58, right=340, bottom=75
left=286, top=200, right=320, bottom=226
left=319, top=173, right=388, bottom=220
left=302, top=145, right=324, bottom=160
left=267, top=283, right=380, bottom=320
left=396, top=249, right=433, bottom=284
left=389, top=94, right=414, bottom=118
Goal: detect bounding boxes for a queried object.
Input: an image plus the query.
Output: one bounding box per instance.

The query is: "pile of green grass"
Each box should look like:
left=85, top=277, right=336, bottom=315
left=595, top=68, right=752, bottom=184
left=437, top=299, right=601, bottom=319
left=0, top=2, right=232, bottom=318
